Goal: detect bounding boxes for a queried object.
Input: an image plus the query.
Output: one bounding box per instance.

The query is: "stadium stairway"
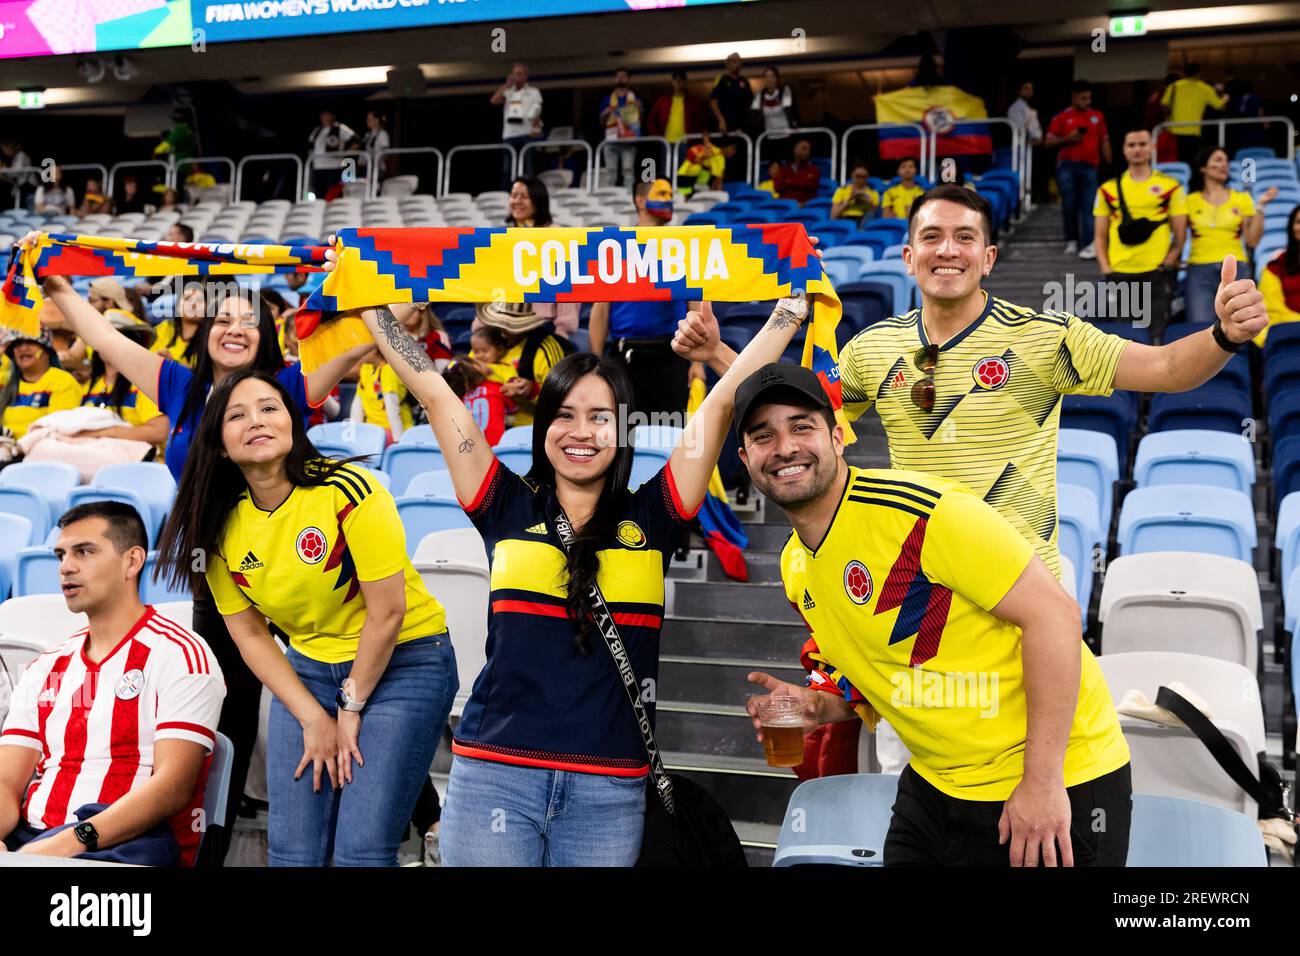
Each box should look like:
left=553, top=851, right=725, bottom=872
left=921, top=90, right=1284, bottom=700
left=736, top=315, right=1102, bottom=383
left=981, top=203, right=1085, bottom=307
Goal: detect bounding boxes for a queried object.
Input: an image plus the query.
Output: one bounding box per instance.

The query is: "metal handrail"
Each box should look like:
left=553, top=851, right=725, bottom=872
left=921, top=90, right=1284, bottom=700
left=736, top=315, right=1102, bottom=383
left=442, top=143, right=517, bottom=196
left=107, top=160, right=171, bottom=197
left=173, top=156, right=236, bottom=191
left=943, top=118, right=1024, bottom=216
left=1152, top=116, right=1296, bottom=162
left=838, top=122, right=929, bottom=182
left=518, top=139, right=593, bottom=194
left=592, top=135, right=671, bottom=192
left=304, top=150, right=371, bottom=199
left=753, top=126, right=838, bottom=186
left=368, top=146, right=444, bottom=199
left=234, top=153, right=304, bottom=202
left=2, top=163, right=109, bottom=211
left=671, top=131, right=754, bottom=192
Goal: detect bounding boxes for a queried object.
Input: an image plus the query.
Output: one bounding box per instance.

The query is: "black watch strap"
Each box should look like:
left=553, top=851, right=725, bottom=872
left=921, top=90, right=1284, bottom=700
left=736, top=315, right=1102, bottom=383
left=1212, top=320, right=1246, bottom=354
left=73, top=821, right=99, bottom=852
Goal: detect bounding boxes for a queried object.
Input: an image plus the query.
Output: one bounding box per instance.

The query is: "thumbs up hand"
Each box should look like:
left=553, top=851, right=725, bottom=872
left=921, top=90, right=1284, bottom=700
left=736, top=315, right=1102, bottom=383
left=1215, top=255, right=1267, bottom=343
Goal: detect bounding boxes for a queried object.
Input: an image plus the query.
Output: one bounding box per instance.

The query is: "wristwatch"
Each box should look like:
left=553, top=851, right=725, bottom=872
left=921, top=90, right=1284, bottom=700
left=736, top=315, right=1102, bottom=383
left=336, top=679, right=367, bottom=714
left=1211, top=319, right=1246, bottom=354
left=72, top=821, right=99, bottom=852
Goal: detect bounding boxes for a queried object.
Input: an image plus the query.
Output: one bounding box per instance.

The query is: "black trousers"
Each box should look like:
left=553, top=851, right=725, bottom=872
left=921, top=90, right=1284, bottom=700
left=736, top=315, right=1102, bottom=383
left=605, top=338, right=691, bottom=420
left=1103, top=269, right=1176, bottom=340
left=191, top=592, right=262, bottom=867
left=884, top=763, right=1132, bottom=867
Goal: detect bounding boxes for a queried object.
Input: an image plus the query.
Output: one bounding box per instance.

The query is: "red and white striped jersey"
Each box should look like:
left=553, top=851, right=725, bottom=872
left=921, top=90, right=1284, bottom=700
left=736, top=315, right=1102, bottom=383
left=1, top=605, right=225, bottom=863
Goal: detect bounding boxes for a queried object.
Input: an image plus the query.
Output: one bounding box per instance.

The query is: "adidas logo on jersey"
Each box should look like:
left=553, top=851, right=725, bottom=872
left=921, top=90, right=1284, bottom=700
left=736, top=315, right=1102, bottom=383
left=238, top=550, right=264, bottom=572
left=525, top=522, right=548, bottom=535
left=802, top=589, right=816, bottom=610
left=888, top=369, right=908, bottom=390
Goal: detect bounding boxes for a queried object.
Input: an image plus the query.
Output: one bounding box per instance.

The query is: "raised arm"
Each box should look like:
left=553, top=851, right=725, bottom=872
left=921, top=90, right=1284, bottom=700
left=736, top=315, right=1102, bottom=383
left=667, top=297, right=807, bottom=515
left=360, top=305, right=495, bottom=504
left=305, top=342, right=375, bottom=407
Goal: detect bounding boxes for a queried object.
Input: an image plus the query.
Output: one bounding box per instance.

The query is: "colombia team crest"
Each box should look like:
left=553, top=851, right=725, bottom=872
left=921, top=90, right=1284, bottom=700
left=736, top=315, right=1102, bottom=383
left=616, top=520, right=647, bottom=549
left=843, top=560, right=873, bottom=605
left=972, top=355, right=1010, bottom=390
left=296, top=526, right=328, bottom=564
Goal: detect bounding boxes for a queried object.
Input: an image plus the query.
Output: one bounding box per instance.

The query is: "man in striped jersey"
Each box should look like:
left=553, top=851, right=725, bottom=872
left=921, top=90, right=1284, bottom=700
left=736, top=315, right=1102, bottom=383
left=0, top=502, right=224, bottom=865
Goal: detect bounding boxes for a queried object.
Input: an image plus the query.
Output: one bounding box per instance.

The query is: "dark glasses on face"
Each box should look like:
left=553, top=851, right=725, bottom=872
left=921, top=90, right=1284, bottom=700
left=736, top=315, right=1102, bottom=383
left=910, top=344, right=938, bottom=412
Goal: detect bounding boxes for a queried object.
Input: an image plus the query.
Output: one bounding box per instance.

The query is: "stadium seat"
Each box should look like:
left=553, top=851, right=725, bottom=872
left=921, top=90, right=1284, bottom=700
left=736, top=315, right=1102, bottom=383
left=13, top=546, right=60, bottom=597
left=141, top=553, right=192, bottom=605
left=1127, top=795, right=1267, bottom=866
left=398, top=424, right=438, bottom=445
left=821, top=259, right=855, bottom=289
left=1087, top=320, right=1151, bottom=344
left=1263, top=353, right=1300, bottom=400
left=198, top=733, right=234, bottom=858
left=0, top=488, right=49, bottom=546
left=1133, top=429, right=1255, bottom=494
left=841, top=233, right=888, bottom=257
left=808, top=220, right=855, bottom=247
left=852, top=272, right=914, bottom=315
left=381, top=443, right=447, bottom=496
left=0, top=594, right=86, bottom=650
left=1268, top=388, right=1300, bottom=443
left=74, top=462, right=176, bottom=536
left=1098, top=552, right=1262, bottom=671
left=629, top=448, right=671, bottom=490
left=152, top=600, right=193, bottom=629
left=393, top=498, right=473, bottom=556
left=772, top=774, right=899, bottom=867
left=496, top=448, right=534, bottom=476
left=0, top=514, right=33, bottom=600
left=412, top=527, right=489, bottom=717
left=1096, top=651, right=1266, bottom=817
left=307, top=422, right=388, bottom=459
left=1117, top=484, right=1255, bottom=562
left=1148, top=386, right=1252, bottom=434
left=719, top=302, right=777, bottom=337
left=405, top=470, right=458, bottom=500
left=1275, top=491, right=1300, bottom=585
left=1057, top=428, right=1119, bottom=530
left=1057, top=484, right=1102, bottom=621
left=0, top=460, right=81, bottom=531
left=0, top=634, right=49, bottom=693
left=633, top=424, right=683, bottom=455
left=494, top=425, right=533, bottom=450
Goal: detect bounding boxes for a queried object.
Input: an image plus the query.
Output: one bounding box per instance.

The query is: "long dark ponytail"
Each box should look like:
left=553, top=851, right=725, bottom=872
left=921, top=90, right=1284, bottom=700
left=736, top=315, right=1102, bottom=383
left=526, top=352, right=635, bottom=653
left=155, top=368, right=365, bottom=593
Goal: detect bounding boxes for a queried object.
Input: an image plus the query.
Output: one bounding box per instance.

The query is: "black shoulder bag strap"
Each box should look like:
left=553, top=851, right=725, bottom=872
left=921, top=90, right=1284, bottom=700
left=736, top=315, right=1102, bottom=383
left=1155, top=685, right=1292, bottom=822
left=1115, top=169, right=1135, bottom=225
left=553, top=510, right=676, bottom=816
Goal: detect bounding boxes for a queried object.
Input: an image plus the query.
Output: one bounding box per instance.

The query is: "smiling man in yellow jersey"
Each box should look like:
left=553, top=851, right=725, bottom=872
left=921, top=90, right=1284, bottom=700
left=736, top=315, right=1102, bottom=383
left=736, top=364, right=1130, bottom=866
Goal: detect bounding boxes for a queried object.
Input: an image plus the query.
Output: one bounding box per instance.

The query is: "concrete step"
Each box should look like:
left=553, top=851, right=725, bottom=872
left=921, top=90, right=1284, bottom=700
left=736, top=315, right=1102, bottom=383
left=660, top=614, right=807, bottom=662
left=659, top=655, right=804, bottom=707
left=731, top=522, right=796, bottom=553
left=656, top=701, right=773, bottom=760
left=708, top=548, right=784, bottom=583
left=670, top=578, right=799, bottom=620
left=664, top=751, right=798, bottom=832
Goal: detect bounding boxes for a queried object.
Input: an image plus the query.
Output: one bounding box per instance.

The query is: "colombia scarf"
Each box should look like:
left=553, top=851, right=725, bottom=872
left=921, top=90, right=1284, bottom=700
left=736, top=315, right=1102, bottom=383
left=296, top=225, right=851, bottom=437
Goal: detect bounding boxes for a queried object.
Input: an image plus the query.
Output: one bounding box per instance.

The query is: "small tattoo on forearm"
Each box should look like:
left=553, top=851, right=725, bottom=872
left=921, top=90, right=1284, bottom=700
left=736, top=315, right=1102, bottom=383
left=454, top=420, right=475, bottom=455
left=767, top=307, right=801, bottom=331
left=374, top=306, right=435, bottom=374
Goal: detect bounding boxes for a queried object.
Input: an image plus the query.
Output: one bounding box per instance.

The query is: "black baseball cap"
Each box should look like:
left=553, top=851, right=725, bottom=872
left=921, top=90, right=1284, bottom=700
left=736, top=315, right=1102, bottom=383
left=734, top=363, right=831, bottom=441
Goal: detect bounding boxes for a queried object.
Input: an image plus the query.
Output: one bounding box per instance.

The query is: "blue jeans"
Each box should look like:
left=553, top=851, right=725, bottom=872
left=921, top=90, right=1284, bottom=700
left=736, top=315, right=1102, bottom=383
left=1057, top=160, right=1099, bottom=244
left=440, top=755, right=646, bottom=866
left=1184, top=259, right=1250, bottom=326
left=267, top=634, right=457, bottom=867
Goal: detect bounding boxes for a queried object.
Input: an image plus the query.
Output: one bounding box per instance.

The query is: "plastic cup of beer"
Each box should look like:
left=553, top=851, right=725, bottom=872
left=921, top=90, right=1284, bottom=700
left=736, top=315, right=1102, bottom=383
left=756, top=695, right=806, bottom=767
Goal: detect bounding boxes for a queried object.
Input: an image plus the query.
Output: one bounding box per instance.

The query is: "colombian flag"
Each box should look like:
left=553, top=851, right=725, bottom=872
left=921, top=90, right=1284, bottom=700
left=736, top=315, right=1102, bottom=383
left=874, top=85, right=991, bottom=159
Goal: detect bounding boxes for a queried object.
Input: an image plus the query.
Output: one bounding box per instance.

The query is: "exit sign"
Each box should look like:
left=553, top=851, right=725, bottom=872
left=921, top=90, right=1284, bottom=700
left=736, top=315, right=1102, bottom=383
left=1109, top=14, right=1148, bottom=36
left=17, top=90, right=44, bottom=109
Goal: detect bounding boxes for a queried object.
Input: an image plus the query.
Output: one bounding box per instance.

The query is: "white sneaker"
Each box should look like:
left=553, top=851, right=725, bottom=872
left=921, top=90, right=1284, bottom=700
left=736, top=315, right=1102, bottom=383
left=1063, top=241, right=1078, bottom=255
left=423, top=828, right=441, bottom=867
left=1078, top=243, right=1097, bottom=260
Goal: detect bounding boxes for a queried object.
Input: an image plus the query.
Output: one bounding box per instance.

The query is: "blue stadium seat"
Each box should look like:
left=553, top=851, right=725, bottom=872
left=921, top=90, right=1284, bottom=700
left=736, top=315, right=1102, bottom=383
left=1133, top=429, right=1255, bottom=494
left=1286, top=565, right=1300, bottom=636
left=405, top=470, right=458, bottom=500
left=819, top=259, right=854, bottom=289
left=494, top=425, right=533, bottom=449
left=307, top=421, right=388, bottom=459
left=822, top=246, right=875, bottom=271
left=808, top=220, right=855, bottom=247
left=0, top=460, right=81, bottom=530
left=1057, top=428, right=1119, bottom=529
left=13, top=547, right=60, bottom=596
left=63, top=490, right=160, bottom=549
left=719, top=302, right=776, bottom=337
left=1127, top=794, right=1267, bottom=867
left=1275, top=491, right=1300, bottom=587
left=0, top=488, right=50, bottom=546
left=1234, top=147, right=1276, bottom=162
left=881, top=243, right=906, bottom=259
left=1148, top=386, right=1252, bottom=434
left=1263, top=356, right=1300, bottom=400
left=683, top=212, right=728, bottom=227
left=1118, top=484, right=1256, bottom=561
left=398, top=424, right=438, bottom=445
left=0, top=513, right=33, bottom=599
left=72, top=462, right=176, bottom=536
left=1267, top=388, right=1300, bottom=442
left=141, top=552, right=191, bottom=605
left=773, top=774, right=898, bottom=866
left=633, top=424, right=683, bottom=455
left=1086, top=320, right=1151, bottom=344
left=1155, top=161, right=1191, bottom=182
left=719, top=325, right=750, bottom=357
left=394, top=498, right=472, bottom=556
left=381, top=444, right=447, bottom=496
left=1057, top=483, right=1102, bottom=620
left=853, top=270, right=914, bottom=315
left=840, top=233, right=887, bottom=257
left=802, top=198, right=833, bottom=216
left=496, top=448, right=534, bottom=476
left=860, top=219, right=908, bottom=242
left=1274, top=437, right=1300, bottom=506
left=629, top=448, right=671, bottom=490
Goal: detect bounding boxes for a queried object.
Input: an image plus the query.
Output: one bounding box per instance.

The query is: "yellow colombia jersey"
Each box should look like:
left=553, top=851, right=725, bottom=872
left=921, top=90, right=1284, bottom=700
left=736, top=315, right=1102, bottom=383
left=781, top=466, right=1129, bottom=800
left=358, top=362, right=414, bottom=432
left=1092, top=171, right=1187, bottom=274
left=502, top=335, right=567, bottom=426
left=150, top=320, right=198, bottom=369
left=81, top=375, right=163, bottom=429
left=207, top=463, right=446, bottom=664
left=881, top=183, right=926, bottom=219
left=840, top=294, right=1129, bottom=577
left=3, top=366, right=82, bottom=439
left=831, top=185, right=879, bottom=219
left=1186, top=190, right=1256, bottom=266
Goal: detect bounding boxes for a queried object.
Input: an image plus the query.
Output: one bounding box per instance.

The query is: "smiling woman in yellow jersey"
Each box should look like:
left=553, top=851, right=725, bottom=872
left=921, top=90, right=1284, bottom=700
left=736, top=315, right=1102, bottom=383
left=0, top=329, right=81, bottom=439
left=155, top=368, right=456, bottom=867
left=1183, top=146, right=1276, bottom=325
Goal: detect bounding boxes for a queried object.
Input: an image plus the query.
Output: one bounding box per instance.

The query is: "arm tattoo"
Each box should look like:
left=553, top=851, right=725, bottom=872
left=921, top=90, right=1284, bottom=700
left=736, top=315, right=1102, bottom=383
left=453, top=420, right=475, bottom=456
left=374, top=306, right=435, bottom=374
left=766, top=297, right=808, bottom=332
